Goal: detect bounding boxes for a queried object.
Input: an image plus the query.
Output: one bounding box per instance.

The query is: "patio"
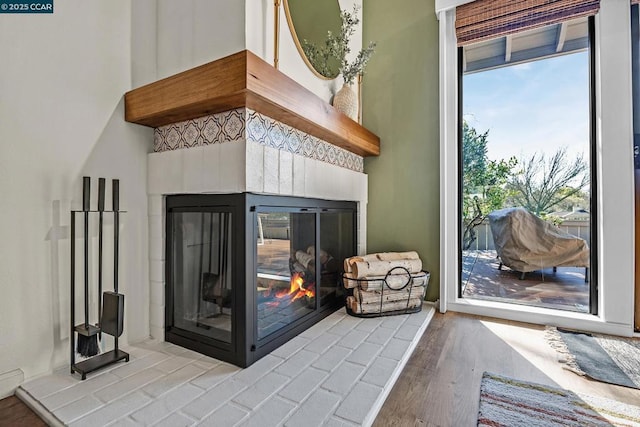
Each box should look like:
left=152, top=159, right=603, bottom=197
left=462, top=250, right=590, bottom=313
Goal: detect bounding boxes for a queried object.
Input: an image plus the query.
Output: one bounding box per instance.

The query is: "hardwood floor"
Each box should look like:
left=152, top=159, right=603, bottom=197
left=374, top=311, right=640, bottom=427
left=0, top=396, right=45, bottom=427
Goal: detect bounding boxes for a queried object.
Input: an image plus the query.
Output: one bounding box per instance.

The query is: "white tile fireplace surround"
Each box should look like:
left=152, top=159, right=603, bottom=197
left=18, top=307, right=435, bottom=426
left=14, top=104, right=439, bottom=427
left=146, top=107, right=368, bottom=342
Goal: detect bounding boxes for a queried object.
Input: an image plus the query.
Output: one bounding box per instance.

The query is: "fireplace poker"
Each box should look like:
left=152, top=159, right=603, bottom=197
left=76, top=177, right=99, bottom=357
left=97, top=178, right=105, bottom=341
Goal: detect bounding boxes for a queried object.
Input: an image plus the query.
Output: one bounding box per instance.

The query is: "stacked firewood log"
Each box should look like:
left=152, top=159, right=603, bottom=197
left=291, top=246, right=339, bottom=275
left=343, top=251, right=429, bottom=315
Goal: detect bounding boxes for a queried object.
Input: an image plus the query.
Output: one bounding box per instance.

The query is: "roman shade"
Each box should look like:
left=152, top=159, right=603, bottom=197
left=456, top=0, right=600, bottom=46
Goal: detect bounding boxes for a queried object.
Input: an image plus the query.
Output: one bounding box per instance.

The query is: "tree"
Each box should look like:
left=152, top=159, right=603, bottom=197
left=508, top=147, right=588, bottom=216
left=462, top=122, right=517, bottom=249
left=553, top=187, right=590, bottom=212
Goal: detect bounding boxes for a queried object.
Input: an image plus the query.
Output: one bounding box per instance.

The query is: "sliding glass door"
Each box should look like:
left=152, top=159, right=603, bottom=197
left=458, top=17, right=597, bottom=313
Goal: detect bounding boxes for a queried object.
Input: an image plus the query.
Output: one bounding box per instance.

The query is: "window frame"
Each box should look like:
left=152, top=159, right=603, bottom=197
left=456, top=17, right=598, bottom=314
left=437, top=2, right=635, bottom=336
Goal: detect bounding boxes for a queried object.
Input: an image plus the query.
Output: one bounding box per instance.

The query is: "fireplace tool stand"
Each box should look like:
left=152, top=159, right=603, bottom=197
left=70, top=177, right=129, bottom=380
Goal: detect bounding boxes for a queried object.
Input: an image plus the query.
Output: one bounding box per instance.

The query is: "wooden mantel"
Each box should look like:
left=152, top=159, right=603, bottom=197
left=124, top=50, right=380, bottom=157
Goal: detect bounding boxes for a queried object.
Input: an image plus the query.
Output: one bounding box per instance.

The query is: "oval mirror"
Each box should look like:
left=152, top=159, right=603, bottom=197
left=283, top=0, right=342, bottom=79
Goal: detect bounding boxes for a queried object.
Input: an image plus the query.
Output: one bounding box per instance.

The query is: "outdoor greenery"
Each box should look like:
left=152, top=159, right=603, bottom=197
left=462, top=122, right=517, bottom=249
left=553, top=188, right=590, bottom=212
left=462, top=122, right=590, bottom=249
left=507, top=148, right=589, bottom=215
left=302, top=5, right=376, bottom=85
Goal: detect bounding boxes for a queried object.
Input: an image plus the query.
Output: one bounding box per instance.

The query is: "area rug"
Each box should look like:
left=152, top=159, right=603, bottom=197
left=478, top=372, right=640, bottom=426
left=546, top=327, right=640, bottom=389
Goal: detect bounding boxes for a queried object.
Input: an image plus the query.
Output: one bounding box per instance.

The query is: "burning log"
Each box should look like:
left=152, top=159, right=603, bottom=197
left=295, top=250, right=314, bottom=269
left=291, top=261, right=306, bottom=274
left=353, top=285, right=426, bottom=304
left=346, top=296, right=423, bottom=314
left=274, top=272, right=314, bottom=301
left=295, top=247, right=339, bottom=276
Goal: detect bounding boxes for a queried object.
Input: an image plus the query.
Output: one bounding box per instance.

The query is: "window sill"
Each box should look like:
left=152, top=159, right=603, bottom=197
left=446, top=297, right=634, bottom=337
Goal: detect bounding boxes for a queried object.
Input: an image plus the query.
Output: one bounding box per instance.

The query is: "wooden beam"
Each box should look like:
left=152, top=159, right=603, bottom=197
left=505, top=35, right=513, bottom=63
left=556, top=22, right=568, bottom=53
left=124, top=50, right=380, bottom=157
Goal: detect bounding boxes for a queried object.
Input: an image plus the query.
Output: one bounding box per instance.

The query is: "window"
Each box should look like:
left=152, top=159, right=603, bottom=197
left=438, top=1, right=635, bottom=334
left=458, top=17, right=597, bottom=313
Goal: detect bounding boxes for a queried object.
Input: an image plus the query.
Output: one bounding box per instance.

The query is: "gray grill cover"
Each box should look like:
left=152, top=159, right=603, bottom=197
left=487, top=207, right=589, bottom=273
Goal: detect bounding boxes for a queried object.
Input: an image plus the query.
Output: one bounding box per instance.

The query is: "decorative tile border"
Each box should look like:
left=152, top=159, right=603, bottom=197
left=245, top=109, right=364, bottom=173
left=154, top=108, right=246, bottom=151
left=153, top=108, right=364, bottom=173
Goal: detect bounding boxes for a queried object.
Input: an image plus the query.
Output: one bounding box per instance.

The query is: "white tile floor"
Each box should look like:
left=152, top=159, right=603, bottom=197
left=17, top=305, right=435, bottom=427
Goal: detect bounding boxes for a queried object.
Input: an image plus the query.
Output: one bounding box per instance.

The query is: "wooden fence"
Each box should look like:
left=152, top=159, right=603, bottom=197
left=466, top=219, right=591, bottom=251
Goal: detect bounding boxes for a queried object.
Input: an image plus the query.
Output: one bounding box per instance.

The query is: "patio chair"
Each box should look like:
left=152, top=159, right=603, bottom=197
left=487, top=207, right=589, bottom=281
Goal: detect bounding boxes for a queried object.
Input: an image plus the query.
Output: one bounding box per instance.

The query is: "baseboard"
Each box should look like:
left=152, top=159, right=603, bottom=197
left=0, top=369, right=23, bottom=399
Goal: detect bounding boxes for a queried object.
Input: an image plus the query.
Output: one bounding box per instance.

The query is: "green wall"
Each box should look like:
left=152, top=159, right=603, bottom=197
left=362, top=0, right=441, bottom=300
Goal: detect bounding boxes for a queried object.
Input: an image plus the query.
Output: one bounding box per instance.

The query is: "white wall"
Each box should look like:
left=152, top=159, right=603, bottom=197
left=0, top=0, right=369, bottom=391
left=0, top=0, right=153, bottom=388
left=155, top=0, right=246, bottom=80
left=132, top=0, right=158, bottom=88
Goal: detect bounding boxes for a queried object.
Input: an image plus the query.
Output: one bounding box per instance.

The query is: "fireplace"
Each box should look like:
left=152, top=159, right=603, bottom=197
left=125, top=50, right=376, bottom=371
left=165, top=193, right=356, bottom=367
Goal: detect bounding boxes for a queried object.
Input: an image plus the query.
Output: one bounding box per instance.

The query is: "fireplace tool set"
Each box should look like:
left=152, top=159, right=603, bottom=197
left=70, top=177, right=129, bottom=380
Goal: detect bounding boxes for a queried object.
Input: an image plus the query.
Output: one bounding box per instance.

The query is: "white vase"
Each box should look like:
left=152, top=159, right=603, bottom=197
left=333, top=84, right=358, bottom=120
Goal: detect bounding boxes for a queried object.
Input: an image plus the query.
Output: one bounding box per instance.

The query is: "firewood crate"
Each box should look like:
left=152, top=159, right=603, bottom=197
left=342, top=267, right=430, bottom=318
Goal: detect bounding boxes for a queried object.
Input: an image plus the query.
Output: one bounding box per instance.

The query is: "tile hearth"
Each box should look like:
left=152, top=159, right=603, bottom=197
left=18, top=306, right=434, bottom=427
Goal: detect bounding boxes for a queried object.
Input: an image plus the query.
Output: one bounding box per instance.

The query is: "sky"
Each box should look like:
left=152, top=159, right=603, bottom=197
left=463, top=52, right=590, bottom=164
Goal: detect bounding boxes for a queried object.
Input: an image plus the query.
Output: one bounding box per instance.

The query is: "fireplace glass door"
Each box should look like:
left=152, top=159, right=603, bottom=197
left=170, top=210, right=233, bottom=343
left=319, top=211, right=354, bottom=307
left=257, top=211, right=316, bottom=340
left=166, top=193, right=356, bottom=367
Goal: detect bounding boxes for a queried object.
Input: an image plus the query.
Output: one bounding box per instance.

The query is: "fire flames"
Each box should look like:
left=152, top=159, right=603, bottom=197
left=275, top=272, right=315, bottom=302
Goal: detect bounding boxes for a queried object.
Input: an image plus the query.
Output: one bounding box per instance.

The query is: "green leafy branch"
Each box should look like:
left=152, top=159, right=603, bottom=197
left=301, top=4, right=376, bottom=85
